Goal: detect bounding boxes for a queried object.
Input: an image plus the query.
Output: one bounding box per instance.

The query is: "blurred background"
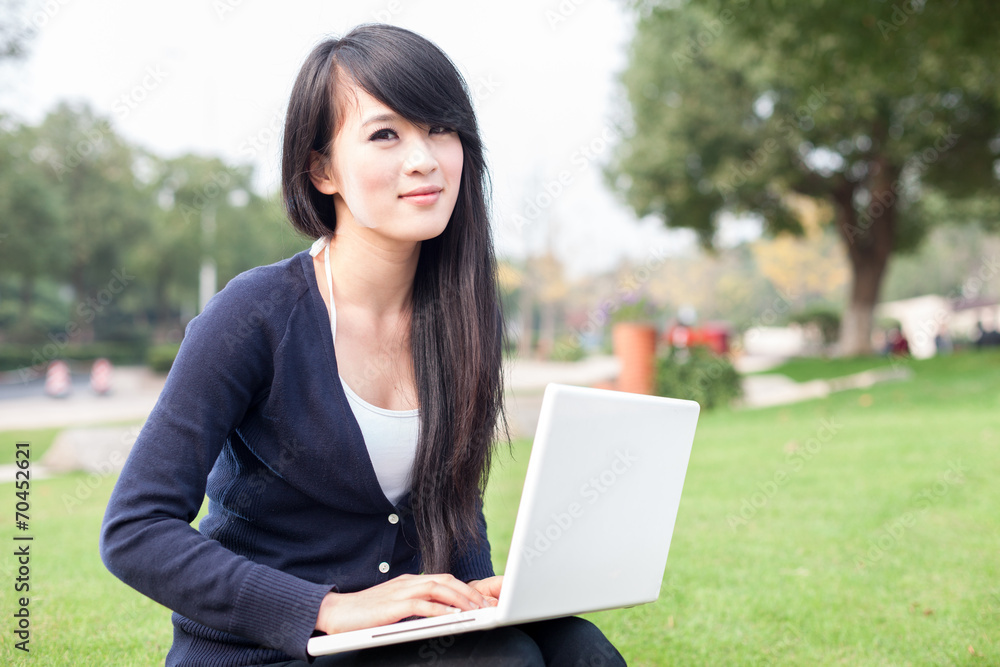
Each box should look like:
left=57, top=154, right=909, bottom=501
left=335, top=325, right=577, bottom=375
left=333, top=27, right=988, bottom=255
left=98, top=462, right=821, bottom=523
left=1, top=1, right=998, bottom=665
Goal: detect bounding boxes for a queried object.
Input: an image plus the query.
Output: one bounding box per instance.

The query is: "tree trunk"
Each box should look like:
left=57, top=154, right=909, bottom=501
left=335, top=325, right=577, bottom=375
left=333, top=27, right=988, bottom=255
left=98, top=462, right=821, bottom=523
left=840, top=258, right=887, bottom=356
left=832, top=155, right=897, bottom=357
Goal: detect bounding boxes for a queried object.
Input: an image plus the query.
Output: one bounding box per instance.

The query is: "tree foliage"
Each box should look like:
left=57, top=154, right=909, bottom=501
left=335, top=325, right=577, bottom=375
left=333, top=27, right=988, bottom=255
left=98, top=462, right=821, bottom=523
left=0, top=102, right=297, bottom=356
left=607, top=0, right=1000, bottom=354
left=0, top=0, right=32, bottom=61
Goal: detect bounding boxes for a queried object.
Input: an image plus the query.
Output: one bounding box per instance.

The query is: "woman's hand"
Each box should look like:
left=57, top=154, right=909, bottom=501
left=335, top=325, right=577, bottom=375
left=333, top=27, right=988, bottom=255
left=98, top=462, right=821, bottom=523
left=467, top=575, right=502, bottom=607
left=315, top=573, right=494, bottom=635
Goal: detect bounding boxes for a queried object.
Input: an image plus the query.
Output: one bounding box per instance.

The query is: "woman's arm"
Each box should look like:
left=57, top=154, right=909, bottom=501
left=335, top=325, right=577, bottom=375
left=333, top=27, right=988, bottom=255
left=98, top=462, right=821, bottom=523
left=99, top=271, right=332, bottom=660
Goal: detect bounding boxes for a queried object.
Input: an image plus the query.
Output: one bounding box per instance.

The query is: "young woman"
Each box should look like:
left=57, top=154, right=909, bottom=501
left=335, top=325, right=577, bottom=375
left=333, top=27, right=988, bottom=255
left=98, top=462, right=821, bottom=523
left=100, top=23, right=625, bottom=666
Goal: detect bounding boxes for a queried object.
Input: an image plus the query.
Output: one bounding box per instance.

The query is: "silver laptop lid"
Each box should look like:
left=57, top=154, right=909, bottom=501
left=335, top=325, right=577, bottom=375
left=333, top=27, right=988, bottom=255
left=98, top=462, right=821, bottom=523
left=497, top=383, right=700, bottom=624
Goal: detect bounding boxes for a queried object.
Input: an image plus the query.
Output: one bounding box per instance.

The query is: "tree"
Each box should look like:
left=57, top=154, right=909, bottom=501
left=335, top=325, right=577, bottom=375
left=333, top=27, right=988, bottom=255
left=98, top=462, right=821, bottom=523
left=750, top=194, right=849, bottom=306
left=0, top=0, right=32, bottom=61
left=128, top=152, right=296, bottom=339
left=0, top=116, right=67, bottom=339
left=1, top=102, right=298, bottom=348
left=29, top=102, right=153, bottom=341
left=607, top=0, right=1000, bottom=355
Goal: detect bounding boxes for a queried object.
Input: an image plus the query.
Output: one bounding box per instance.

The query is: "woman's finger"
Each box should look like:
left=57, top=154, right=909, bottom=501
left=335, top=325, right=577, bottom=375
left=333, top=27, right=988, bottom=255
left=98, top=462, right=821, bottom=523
left=397, top=574, right=488, bottom=609
left=402, top=579, right=482, bottom=610
left=468, top=575, right=503, bottom=600
left=405, top=598, right=469, bottom=619
left=316, top=573, right=492, bottom=635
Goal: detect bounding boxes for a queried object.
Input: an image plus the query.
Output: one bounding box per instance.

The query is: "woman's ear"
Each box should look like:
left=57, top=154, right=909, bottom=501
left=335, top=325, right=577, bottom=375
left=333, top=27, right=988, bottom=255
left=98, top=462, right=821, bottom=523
left=308, top=150, right=338, bottom=195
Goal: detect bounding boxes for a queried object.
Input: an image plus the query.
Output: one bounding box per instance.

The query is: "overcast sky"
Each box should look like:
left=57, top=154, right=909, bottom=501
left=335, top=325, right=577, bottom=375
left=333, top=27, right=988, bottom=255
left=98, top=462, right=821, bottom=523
left=0, top=0, right=762, bottom=278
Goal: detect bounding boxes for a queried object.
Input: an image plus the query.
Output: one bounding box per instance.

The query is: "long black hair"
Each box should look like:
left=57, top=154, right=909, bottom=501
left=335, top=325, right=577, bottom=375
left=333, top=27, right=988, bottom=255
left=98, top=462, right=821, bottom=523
left=281, top=23, right=510, bottom=575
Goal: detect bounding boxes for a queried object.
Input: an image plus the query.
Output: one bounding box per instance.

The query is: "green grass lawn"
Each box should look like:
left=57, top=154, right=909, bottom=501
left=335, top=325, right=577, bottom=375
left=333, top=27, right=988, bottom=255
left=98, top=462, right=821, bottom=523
left=747, top=355, right=904, bottom=383
left=0, top=427, right=60, bottom=465
left=3, top=350, right=999, bottom=665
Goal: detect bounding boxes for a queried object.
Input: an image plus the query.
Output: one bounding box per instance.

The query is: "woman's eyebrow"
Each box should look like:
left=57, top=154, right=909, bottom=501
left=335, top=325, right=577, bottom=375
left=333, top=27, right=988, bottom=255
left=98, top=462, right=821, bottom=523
left=362, top=112, right=399, bottom=127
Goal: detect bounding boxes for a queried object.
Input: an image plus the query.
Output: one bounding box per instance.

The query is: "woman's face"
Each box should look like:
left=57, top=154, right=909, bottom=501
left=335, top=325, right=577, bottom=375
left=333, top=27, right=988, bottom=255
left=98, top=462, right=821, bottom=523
left=314, top=82, right=464, bottom=242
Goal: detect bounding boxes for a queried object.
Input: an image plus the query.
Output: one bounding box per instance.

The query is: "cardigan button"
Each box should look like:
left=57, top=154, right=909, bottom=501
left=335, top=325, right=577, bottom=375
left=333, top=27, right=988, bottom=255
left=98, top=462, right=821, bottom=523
left=379, top=561, right=390, bottom=573
left=388, top=513, right=399, bottom=524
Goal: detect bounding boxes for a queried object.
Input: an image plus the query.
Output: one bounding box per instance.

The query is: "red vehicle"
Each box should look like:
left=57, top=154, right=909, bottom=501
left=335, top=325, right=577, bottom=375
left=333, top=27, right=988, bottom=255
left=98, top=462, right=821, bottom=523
left=665, top=322, right=732, bottom=355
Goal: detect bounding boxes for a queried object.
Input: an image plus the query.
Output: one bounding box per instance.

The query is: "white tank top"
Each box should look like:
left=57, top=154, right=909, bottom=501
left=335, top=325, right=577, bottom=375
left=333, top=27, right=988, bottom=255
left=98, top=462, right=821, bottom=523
left=310, top=236, right=419, bottom=507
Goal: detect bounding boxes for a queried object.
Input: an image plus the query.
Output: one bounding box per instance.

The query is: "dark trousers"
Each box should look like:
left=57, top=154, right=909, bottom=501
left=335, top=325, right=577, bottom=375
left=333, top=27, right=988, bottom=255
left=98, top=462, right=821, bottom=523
left=260, top=616, right=626, bottom=666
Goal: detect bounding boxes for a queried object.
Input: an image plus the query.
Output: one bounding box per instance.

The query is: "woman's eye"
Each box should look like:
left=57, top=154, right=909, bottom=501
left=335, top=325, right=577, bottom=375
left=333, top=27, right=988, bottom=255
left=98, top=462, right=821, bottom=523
left=369, top=128, right=397, bottom=141
left=369, top=126, right=453, bottom=141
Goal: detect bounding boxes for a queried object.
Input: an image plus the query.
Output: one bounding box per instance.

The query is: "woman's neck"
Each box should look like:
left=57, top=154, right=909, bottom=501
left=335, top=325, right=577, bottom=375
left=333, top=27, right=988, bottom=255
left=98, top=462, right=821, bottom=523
left=325, top=224, right=419, bottom=322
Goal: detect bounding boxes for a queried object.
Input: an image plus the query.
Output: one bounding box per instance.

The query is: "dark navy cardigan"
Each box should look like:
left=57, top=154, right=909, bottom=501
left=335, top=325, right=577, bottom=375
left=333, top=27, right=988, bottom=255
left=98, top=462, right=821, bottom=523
left=99, top=249, right=494, bottom=666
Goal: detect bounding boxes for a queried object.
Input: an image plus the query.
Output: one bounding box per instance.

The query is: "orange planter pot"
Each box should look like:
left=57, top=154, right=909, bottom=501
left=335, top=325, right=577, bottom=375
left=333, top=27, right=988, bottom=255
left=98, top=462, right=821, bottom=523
left=611, top=322, right=657, bottom=395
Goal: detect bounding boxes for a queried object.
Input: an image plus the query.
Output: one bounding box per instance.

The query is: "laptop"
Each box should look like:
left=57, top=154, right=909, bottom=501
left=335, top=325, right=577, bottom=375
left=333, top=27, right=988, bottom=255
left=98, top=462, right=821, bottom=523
left=307, top=382, right=700, bottom=657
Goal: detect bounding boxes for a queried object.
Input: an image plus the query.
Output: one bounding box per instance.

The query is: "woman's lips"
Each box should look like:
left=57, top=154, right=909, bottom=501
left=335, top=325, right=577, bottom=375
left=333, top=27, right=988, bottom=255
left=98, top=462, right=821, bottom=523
left=399, top=190, right=441, bottom=205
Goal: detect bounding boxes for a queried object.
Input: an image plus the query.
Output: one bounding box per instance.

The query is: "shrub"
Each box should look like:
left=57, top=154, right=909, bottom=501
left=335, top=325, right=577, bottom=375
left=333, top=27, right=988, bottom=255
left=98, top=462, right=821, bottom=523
left=789, top=306, right=842, bottom=346
left=549, top=335, right=587, bottom=362
left=609, top=295, right=658, bottom=325
left=0, top=342, right=147, bottom=372
left=653, top=345, right=742, bottom=410
left=147, top=343, right=181, bottom=374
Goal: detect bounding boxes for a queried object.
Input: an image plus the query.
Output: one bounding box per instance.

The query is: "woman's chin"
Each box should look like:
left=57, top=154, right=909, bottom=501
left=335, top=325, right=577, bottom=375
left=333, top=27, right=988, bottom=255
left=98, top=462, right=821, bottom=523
left=382, top=219, right=451, bottom=243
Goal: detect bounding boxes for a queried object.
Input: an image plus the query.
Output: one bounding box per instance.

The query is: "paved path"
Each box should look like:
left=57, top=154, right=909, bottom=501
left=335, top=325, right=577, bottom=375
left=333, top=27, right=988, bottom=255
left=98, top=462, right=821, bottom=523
left=0, top=358, right=622, bottom=477
left=738, top=366, right=912, bottom=409
left=0, top=357, right=623, bottom=431
left=0, top=355, right=911, bottom=478
left=0, top=366, right=167, bottom=431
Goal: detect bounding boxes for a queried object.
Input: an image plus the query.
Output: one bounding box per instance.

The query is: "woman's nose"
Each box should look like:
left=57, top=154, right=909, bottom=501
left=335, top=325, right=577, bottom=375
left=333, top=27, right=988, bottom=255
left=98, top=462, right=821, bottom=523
left=402, top=139, right=438, bottom=174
